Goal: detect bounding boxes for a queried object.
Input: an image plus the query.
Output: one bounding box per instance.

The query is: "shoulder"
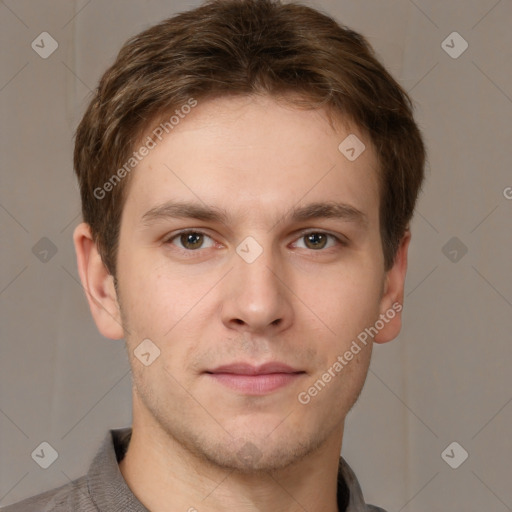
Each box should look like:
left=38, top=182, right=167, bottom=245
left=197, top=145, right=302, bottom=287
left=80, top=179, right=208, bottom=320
left=0, top=475, right=92, bottom=512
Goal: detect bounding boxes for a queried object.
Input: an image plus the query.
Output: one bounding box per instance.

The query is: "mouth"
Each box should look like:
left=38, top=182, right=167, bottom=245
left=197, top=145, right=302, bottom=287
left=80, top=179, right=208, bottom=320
left=204, top=362, right=306, bottom=395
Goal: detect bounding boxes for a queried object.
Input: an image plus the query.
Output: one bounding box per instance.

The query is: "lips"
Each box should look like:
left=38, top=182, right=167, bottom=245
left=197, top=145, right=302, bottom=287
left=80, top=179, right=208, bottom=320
left=206, top=362, right=303, bottom=375
left=205, top=362, right=306, bottom=395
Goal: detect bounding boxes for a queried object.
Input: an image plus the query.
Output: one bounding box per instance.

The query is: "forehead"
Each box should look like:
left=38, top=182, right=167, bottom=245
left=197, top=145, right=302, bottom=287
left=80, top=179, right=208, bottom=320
left=123, top=94, right=380, bottom=227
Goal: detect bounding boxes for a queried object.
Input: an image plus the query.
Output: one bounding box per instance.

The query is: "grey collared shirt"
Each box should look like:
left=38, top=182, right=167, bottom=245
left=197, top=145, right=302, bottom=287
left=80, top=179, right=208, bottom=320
left=1, top=428, right=387, bottom=512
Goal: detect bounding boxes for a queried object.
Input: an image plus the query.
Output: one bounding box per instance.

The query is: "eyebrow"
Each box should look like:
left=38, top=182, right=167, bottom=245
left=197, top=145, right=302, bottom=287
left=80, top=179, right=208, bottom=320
left=141, top=200, right=368, bottom=229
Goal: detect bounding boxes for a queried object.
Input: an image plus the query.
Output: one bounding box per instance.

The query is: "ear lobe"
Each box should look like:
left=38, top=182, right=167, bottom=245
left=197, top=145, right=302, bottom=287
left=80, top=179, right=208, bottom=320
left=373, top=230, right=411, bottom=344
left=73, top=222, right=124, bottom=340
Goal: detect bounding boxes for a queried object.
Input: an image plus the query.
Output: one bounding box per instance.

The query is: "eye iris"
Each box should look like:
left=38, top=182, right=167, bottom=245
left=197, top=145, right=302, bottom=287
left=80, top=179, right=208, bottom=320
left=181, top=232, right=203, bottom=250
left=177, top=233, right=329, bottom=250
left=305, top=233, right=327, bottom=250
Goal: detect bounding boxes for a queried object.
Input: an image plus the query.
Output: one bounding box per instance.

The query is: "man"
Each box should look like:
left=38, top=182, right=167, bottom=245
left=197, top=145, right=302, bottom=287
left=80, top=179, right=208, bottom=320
left=2, top=0, right=425, bottom=510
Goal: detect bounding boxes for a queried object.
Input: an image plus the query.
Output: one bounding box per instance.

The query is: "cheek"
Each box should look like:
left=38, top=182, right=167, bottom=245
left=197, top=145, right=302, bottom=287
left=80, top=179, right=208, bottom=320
left=117, top=267, right=174, bottom=342
left=304, top=266, right=383, bottom=338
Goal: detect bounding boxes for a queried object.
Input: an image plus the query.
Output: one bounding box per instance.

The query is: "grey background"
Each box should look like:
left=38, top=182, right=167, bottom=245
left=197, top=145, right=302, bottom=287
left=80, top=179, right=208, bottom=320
left=1, top=0, right=511, bottom=510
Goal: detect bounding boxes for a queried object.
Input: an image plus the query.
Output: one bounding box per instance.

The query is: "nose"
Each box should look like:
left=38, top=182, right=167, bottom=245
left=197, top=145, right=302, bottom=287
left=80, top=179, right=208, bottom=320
left=220, top=241, right=294, bottom=335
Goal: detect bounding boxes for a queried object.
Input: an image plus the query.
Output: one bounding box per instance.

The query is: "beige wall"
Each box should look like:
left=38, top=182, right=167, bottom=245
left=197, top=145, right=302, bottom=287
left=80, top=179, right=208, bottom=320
left=1, top=1, right=511, bottom=510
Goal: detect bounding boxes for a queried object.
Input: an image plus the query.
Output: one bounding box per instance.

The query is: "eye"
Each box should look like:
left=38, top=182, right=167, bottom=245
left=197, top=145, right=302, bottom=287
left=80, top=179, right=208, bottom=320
left=166, top=230, right=215, bottom=251
left=163, top=229, right=345, bottom=254
left=293, top=231, right=342, bottom=251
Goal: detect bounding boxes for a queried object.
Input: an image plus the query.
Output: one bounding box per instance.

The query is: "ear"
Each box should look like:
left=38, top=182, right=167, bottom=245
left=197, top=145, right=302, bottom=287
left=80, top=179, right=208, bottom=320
left=73, top=222, right=124, bottom=340
left=373, top=229, right=411, bottom=344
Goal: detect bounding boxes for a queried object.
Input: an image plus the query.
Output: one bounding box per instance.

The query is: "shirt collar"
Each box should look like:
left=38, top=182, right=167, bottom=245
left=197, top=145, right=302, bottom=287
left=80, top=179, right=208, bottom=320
left=87, top=428, right=148, bottom=512
left=87, top=428, right=371, bottom=512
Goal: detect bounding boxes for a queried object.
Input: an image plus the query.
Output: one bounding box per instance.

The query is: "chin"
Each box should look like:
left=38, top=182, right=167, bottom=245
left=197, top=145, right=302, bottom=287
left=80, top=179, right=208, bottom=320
left=184, top=422, right=328, bottom=475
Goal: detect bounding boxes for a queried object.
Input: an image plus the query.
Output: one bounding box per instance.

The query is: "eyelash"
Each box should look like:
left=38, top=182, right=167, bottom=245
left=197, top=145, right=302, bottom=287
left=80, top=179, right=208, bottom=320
left=163, top=229, right=347, bottom=256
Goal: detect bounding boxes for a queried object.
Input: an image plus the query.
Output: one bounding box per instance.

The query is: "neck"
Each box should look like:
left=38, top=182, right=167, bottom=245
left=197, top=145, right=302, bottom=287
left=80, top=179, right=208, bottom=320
left=119, top=396, right=344, bottom=512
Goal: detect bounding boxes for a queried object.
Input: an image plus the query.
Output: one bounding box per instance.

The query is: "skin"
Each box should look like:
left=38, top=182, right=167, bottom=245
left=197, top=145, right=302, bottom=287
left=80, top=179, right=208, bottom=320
left=74, top=94, right=410, bottom=512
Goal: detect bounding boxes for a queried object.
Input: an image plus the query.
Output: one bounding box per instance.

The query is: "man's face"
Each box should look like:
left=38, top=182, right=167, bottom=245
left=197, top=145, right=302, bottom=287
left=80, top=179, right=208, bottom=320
left=107, top=95, right=402, bottom=472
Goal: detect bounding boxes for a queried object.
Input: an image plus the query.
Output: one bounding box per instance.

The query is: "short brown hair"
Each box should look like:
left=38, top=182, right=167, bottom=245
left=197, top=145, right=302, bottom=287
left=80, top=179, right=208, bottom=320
left=74, top=0, right=425, bottom=275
